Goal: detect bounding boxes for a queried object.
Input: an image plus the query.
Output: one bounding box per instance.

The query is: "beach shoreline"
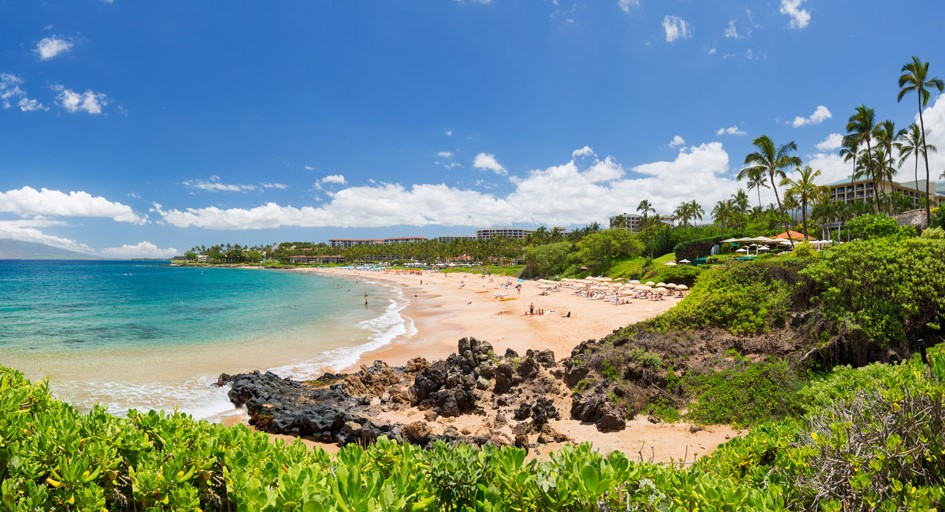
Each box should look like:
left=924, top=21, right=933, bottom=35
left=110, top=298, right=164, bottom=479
left=259, top=267, right=740, bottom=462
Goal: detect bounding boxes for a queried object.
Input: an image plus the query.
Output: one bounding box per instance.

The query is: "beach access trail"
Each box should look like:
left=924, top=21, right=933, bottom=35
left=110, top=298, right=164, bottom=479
left=274, top=268, right=739, bottom=462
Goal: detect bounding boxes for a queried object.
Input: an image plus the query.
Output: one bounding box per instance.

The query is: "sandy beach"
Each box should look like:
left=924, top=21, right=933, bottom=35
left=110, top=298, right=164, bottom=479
left=263, top=267, right=740, bottom=462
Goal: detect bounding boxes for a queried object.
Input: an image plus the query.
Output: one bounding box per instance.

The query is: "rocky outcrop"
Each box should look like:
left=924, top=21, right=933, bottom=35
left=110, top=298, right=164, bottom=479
left=220, top=337, right=570, bottom=449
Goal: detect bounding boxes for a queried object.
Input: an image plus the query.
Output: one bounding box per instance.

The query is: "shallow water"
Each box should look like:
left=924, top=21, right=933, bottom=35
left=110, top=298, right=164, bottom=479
left=0, top=260, right=410, bottom=419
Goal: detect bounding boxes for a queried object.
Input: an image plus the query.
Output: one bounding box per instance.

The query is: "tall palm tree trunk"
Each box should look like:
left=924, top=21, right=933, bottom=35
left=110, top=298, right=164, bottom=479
left=919, top=99, right=932, bottom=224
left=770, top=178, right=794, bottom=249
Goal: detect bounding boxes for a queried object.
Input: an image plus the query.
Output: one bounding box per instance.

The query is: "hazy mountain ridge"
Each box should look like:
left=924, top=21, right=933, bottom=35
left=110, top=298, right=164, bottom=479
left=0, top=239, right=96, bottom=260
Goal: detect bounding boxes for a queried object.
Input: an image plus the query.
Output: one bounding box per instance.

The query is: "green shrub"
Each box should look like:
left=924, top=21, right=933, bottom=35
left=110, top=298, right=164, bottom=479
left=655, top=259, right=809, bottom=335
left=802, top=237, right=945, bottom=348
left=684, top=359, right=806, bottom=427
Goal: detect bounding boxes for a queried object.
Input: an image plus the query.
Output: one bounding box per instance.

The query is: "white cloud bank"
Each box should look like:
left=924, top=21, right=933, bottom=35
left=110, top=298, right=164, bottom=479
left=780, top=0, right=811, bottom=29
left=101, top=241, right=178, bottom=259
left=792, top=105, right=831, bottom=127
left=36, top=36, right=74, bottom=60
left=154, top=143, right=739, bottom=230
left=669, top=135, right=685, bottom=147
left=662, top=16, right=691, bottom=43
left=0, top=186, right=145, bottom=224
left=816, top=133, right=844, bottom=152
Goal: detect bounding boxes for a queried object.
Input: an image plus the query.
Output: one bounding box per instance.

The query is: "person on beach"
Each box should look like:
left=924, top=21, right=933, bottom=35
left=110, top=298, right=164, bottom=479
left=529, top=302, right=534, bottom=315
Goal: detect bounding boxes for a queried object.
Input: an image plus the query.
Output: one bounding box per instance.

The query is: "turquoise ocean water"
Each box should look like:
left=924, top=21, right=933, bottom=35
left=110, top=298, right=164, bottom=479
left=0, top=260, right=411, bottom=419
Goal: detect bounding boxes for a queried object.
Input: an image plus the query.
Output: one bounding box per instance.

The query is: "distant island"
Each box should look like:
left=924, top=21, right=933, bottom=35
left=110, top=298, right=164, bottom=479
left=0, top=239, right=96, bottom=260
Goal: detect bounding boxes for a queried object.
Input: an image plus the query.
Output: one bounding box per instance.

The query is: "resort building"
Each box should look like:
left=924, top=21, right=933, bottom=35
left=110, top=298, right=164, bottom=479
left=437, top=235, right=478, bottom=243
left=383, top=237, right=427, bottom=245
left=609, top=213, right=674, bottom=232
left=475, top=228, right=534, bottom=240
left=328, top=239, right=384, bottom=249
left=328, top=237, right=426, bottom=248
left=826, top=177, right=944, bottom=208
left=287, top=255, right=345, bottom=264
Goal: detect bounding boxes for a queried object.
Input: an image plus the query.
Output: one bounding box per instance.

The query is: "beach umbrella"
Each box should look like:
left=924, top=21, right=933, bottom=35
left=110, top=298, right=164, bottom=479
left=758, top=245, right=771, bottom=252
left=722, top=237, right=740, bottom=243
left=629, top=280, right=640, bottom=285
left=678, top=259, right=691, bottom=264
left=654, top=287, right=668, bottom=294
left=664, top=261, right=677, bottom=266
left=666, top=283, right=678, bottom=289
left=645, top=281, right=656, bottom=286
left=736, top=248, right=748, bottom=253
left=656, top=282, right=666, bottom=287
left=676, top=284, right=688, bottom=291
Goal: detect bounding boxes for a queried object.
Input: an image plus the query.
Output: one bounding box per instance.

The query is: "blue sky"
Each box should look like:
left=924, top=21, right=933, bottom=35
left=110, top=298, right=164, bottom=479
left=1, top=0, right=944, bottom=257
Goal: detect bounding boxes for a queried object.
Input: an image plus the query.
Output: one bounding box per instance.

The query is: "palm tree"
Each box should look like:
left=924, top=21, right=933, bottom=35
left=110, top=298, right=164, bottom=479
left=731, top=189, right=750, bottom=215
left=673, top=201, right=691, bottom=227
left=712, top=199, right=735, bottom=237
left=872, top=120, right=904, bottom=213
left=743, top=135, right=802, bottom=247
left=781, top=166, right=826, bottom=241
left=736, top=166, right=769, bottom=211
left=687, top=200, right=704, bottom=225
left=898, top=56, right=944, bottom=224
left=897, top=122, right=938, bottom=212
left=636, top=200, right=656, bottom=228
left=846, top=105, right=877, bottom=208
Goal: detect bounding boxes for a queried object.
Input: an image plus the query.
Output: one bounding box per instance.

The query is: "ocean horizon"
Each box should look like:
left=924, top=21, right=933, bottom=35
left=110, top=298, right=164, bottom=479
left=0, top=260, right=412, bottom=420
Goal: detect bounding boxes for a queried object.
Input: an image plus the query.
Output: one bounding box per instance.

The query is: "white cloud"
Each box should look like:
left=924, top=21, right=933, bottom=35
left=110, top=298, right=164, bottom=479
left=791, top=105, right=831, bottom=127
left=52, top=85, right=108, bottom=115
left=445, top=130, right=453, bottom=137
left=662, top=15, right=691, bottom=43
left=0, top=186, right=145, bottom=223
left=715, top=126, right=747, bottom=136
left=815, top=133, right=844, bottom=152
left=724, top=20, right=740, bottom=39
left=262, top=182, right=287, bottom=190
left=0, top=73, right=46, bottom=112
left=154, top=143, right=740, bottom=230
left=36, top=36, right=74, bottom=60
left=321, top=174, right=347, bottom=185
left=0, top=219, right=94, bottom=254
left=473, top=152, right=507, bottom=175
left=780, top=0, right=811, bottom=29
left=909, top=94, right=945, bottom=182
left=435, top=152, right=461, bottom=171
left=304, top=165, right=316, bottom=171
left=617, top=0, right=639, bottom=14
left=183, top=177, right=256, bottom=193
left=669, top=135, right=685, bottom=147
left=707, top=47, right=717, bottom=56
left=571, top=145, right=596, bottom=159
left=806, top=152, right=849, bottom=185
left=100, top=241, right=178, bottom=259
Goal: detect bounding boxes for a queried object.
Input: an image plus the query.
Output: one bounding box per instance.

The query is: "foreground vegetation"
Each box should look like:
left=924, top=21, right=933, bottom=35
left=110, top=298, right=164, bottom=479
left=2, top=346, right=944, bottom=510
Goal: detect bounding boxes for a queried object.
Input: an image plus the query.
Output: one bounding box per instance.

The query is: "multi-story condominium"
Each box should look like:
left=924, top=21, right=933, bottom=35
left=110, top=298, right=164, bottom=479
left=383, top=237, right=427, bottom=245
left=437, top=236, right=478, bottom=243
left=475, top=228, right=534, bottom=240
left=609, top=213, right=674, bottom=232
left=329, top=237, right=427, bottom=248
left=826, top=177, right=944, bottom=208
left=328, top=238, right=384, bottom=249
